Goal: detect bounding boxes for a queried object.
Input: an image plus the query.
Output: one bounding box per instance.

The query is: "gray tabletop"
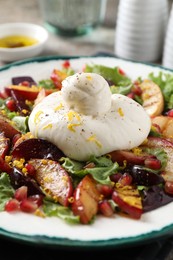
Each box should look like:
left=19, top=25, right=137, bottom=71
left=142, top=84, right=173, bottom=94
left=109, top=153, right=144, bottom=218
left=0, top=0, right=119, bottom=67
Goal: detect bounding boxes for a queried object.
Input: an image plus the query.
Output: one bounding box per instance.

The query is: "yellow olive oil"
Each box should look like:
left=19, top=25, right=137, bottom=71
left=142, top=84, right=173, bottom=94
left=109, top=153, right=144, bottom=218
left=0, top=35, right=39, bottom=48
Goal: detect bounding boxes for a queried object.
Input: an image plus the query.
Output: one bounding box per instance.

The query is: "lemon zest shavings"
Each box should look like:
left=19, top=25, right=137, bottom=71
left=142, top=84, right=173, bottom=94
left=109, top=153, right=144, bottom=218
left=86, top=134, right=102, bottom=148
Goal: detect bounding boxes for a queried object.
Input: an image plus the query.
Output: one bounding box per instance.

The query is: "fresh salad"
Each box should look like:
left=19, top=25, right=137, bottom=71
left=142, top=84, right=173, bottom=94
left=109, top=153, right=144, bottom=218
left=1, top=59, right=173, bottom=225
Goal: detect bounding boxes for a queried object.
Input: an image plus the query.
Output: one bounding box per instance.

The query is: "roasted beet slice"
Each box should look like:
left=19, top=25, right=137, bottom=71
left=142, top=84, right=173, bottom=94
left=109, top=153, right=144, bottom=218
left=11, top=138, right=64, bottom=161
left=12, top=76, right=37, bottom=86
left=142, top=185, right=173, bottom=212
left=28, top=158, right=73, bottom=206
left=9, top=166, right=43, bottom=196
left=10, top=89, right=31, bottom=115
left=131, top=165, right=165, bottom=186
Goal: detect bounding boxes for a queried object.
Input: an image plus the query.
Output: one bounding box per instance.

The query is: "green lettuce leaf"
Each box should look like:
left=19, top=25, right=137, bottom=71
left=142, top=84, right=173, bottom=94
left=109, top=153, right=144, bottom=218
left=148, top=71, right=173, bottom=110
left=60, top=155, right=120, bottom=185
left=42, top=198, right=80, bottom=224
left=84, top=64, right=132, bottom=86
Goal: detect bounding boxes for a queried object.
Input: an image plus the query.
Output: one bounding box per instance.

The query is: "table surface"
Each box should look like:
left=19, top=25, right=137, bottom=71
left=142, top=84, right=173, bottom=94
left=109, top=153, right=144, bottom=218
left=0, top=0, right=118, bottom=67
left=1, top=1, right=173, bottom=259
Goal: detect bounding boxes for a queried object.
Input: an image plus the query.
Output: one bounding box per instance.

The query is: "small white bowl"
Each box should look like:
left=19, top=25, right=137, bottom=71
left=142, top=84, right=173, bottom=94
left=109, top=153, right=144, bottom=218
left=0, top=23, right=48, bottom=62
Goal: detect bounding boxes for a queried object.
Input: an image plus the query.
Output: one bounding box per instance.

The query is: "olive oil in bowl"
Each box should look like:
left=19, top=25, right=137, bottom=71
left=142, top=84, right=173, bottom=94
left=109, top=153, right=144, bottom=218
left=0, top=35, right=39, bottom=48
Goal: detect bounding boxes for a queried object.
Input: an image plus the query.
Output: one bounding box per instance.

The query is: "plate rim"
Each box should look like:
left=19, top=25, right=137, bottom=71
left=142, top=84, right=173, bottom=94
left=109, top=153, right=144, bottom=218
left=0, top=223, right=173, bottom=250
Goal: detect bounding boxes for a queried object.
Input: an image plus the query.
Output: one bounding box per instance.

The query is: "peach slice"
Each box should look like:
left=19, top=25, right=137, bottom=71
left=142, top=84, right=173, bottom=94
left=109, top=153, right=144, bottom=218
left=152, top=115, right=173, bottom=138
left=140, top=79, right=164, bottom=117
left=108, top=150, right=147, bottom=165
left=5, top=85, right=55, bottom=101
left=71, top=175, right=100, bottom=224
left=28, top=158, right=73, bottom=207
left=112, top=184, right=143, bottom=219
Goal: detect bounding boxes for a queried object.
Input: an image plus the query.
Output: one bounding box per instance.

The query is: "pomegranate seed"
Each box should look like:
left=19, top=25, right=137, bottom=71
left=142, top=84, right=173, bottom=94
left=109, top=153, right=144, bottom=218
left=20, top=198, right=38, bottom=213
left=97, top=184, right=113, bottom=197
left=62, top=60, right=70, bottom=68
left=14, top=186, right=28, bottom=201
left=99, top=200, right=114, bottom=217
left=167, top=109, right=173, bottom=117
left=127, top=92, right=135, bottom=99
left=25, top=163, right=36, bottom=176
left=164, top=181, right=173, bottom=195
left=144, top=157, right=161, bottom=170
left=110, top=172, right=123, bottom=183
left=118, top=67, right=125, bottom=76
left=19, top=81, right=30, bottom=87
left=5, top=98, right=17, bottom=112
left=0, top=90, right=8, bottom=99
left=131, top=85, right=142, bottom=96
left=5, top=199, right=20, bottom=212
left=118, top=173, right=133, bottom=186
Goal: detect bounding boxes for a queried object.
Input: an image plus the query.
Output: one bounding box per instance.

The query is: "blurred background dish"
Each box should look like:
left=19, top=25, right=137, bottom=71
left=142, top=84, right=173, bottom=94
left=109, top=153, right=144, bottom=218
left=0, top=22, right=48, bottom=62
left=38, top=0, right=107, bottom=36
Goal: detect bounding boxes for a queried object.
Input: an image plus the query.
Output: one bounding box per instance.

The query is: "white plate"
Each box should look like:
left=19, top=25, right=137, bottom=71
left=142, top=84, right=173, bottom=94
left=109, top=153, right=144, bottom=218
left=0, top=55, right=173, bottom=249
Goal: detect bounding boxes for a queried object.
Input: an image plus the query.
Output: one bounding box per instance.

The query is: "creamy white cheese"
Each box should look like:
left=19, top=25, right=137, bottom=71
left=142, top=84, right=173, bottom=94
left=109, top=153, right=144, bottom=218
left=28, top=72, right=151, bottom=161
left=61, top=72, right=112, bottom=116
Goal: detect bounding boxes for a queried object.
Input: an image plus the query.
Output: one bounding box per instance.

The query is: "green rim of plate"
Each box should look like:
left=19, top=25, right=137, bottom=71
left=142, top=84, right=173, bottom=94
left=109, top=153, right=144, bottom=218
left=1, top=53, right=172, bottom=73
left=0, top=222, right=173, bottom=250
left=0, top=55, right=81, bottom=71
left=0, top=54, right=173, bottom=250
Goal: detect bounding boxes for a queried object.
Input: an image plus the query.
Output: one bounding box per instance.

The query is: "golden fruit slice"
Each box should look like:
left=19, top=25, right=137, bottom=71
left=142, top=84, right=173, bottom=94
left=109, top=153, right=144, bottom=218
left=71, top=175, right=100, bottom=224
left=152, top=115, right=173, bottom=138
left=140, top=79, right=164, bottom=117
left=28, top=159, right=73, bottom=207
left=112, top=183, right=143, bottom=219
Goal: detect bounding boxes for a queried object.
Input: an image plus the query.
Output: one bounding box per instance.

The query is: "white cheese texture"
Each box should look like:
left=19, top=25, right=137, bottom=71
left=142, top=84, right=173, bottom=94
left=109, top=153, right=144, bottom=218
left=28, top=72, right=151, bottom=161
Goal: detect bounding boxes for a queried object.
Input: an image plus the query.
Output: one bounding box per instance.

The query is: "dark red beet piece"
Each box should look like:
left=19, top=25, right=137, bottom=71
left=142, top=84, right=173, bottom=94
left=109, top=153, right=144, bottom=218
left=142, top=185, right=173, bottom=212
left=11, top=138, right=64, bottom=161
left=10, top=89, right=31, bottom=115
left=131, top=165, right=164, bottom=186
left=12, top=76, right=37, bottom=86
left=9, top=166, right=43, bottom=196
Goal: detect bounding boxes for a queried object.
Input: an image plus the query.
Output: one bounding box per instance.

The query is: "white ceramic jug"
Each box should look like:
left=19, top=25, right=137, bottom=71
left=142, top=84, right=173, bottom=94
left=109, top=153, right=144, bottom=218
left=115, top=0, right=169, bottom=62
left=162, top=3, right=173, bottom=69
